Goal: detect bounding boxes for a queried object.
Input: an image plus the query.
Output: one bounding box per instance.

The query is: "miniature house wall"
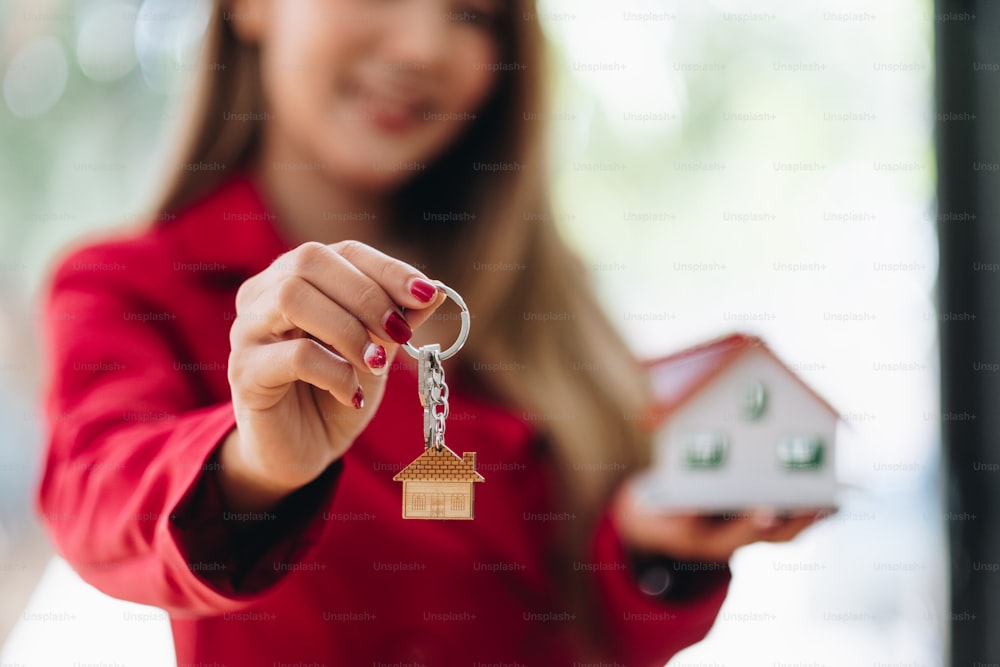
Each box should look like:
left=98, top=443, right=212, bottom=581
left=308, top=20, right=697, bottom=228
left=644, top=334, right=839, bottom=511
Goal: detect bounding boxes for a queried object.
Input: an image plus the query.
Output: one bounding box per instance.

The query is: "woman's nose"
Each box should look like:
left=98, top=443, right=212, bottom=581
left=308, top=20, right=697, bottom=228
left=382, top=3, right=450, bottom=71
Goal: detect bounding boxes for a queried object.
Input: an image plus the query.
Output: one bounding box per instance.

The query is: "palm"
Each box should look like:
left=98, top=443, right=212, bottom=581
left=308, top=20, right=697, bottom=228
left=237, top=373, right=387, bottom=488
left=612, top=480, right=829, bottom=562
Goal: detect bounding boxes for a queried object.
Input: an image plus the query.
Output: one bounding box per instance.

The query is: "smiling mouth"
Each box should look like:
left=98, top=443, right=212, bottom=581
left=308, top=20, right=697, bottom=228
left=347, top=79, right=429, bottom=133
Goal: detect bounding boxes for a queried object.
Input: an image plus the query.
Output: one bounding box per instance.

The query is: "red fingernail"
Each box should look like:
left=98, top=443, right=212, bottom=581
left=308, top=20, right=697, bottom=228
left=383, top=310, right=412, bottom=344
left=352, top=387, right=365, bottom=410
left=409, top=278, right=437, bottom=303
left=363, top=342, right=387, bottom=374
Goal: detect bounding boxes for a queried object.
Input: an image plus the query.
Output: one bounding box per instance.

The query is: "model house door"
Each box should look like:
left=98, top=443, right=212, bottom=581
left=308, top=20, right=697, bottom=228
left=430, top=493, right=445, bottom=517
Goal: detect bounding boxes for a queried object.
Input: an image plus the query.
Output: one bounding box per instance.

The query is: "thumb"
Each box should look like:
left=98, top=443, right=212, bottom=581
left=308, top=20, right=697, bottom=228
left=402, top=289, right=449, bottom=330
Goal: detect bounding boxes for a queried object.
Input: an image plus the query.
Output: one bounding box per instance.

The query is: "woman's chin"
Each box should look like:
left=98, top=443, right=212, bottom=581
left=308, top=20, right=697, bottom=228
left=332, top=155, right=430, bottom=193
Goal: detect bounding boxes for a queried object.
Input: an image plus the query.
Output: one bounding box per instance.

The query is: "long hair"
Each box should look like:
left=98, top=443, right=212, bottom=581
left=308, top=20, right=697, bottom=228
left=152, top=0, right=653, bottom=651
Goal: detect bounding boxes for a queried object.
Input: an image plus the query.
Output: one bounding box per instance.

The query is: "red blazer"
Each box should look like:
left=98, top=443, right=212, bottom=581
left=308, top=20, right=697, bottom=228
left=37, top=174, right=729, bottom=666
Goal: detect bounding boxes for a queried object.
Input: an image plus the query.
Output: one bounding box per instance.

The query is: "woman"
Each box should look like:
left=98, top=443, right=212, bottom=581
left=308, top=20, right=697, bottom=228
left=37, top=0, right=818, bottom=664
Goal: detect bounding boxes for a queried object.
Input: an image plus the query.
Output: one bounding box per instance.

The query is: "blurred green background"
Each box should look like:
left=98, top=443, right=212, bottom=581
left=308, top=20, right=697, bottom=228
left=0, top=0, right=940, bottom=664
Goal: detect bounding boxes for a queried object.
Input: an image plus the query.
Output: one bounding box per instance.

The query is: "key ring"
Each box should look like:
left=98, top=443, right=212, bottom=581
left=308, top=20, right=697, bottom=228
left=401, top=281, right=470, bottom=361
left=392, top=280, right=483, bottom=520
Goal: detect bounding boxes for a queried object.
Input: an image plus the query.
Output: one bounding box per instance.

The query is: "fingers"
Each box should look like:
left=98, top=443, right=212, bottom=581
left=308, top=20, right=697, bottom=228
left=332, top=240, right=441, bottom=309
left=612, top=483, right=832, bottom=564
left=259, top=242, right=413, bottom=344
left=698, top=509, right=823, bottom=558
left=755, top=512, right=824, bottom=543
left=231, top=336, right=362, bottom=410
left=222, top=241, right=439, bottom=488
left=258, top=275, right=389, bottom=377
left=627, top=510, right=826, bottom=564
left=695, top=513, right=774, bottom=561
left=289, top=241, right=441, bottom=342
left=233, top=241, right=447, bottom=377
left=402, top=288, right=449, bottom=331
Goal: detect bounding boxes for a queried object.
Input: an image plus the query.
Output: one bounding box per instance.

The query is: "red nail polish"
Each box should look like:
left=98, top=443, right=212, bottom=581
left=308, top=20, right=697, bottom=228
left=409, top=278, right=437, bottom=303
left=384, top=310, right=412, bottom=344
left=363, top=342, right=387, bottom=371
left=352, top=387, right=365, bottom=410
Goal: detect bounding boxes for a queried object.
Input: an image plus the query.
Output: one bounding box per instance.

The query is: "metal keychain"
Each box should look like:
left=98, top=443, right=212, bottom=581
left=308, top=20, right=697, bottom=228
left=415, top=343, right=449, bottom=450
left=392, top=282, right=483, bottom=520
left=402, top=282, right=470, bottom=451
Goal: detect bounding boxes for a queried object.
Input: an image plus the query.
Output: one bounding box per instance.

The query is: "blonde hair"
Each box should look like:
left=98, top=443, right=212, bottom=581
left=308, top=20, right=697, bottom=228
left=154, top=0, right=652, bottom=648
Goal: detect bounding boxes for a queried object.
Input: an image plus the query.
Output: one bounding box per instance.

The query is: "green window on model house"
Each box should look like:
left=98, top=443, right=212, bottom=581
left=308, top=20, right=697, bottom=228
left=776, top=436, right=825, bottom=470
left=742, top=381, right=768, bottom=421
left=684, top=433, right=729, bottom=469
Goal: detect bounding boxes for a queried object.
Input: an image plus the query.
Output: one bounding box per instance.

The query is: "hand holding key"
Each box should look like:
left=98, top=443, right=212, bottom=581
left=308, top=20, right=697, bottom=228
left=218, top=240, right=446, bottom=512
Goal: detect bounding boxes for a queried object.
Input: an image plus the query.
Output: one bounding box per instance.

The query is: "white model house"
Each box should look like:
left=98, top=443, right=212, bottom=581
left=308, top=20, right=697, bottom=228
left=638, top=333, right=840, bottom=511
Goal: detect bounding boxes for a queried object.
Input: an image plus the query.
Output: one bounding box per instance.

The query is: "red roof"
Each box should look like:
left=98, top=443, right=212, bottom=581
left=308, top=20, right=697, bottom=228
left=393, top=446, right=485, bottom=482
left=643, top=332, right=839, bottom=426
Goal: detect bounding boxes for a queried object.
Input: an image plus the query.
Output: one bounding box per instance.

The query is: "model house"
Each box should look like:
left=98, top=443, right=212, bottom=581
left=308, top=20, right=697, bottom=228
left=393, top=446, right=485, bottom=519
left=638, top=333, right=840, bottom=511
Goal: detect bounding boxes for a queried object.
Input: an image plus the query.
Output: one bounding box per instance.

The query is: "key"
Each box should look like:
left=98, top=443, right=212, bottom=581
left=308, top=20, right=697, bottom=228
left=391, top=282, right=483, bottom=520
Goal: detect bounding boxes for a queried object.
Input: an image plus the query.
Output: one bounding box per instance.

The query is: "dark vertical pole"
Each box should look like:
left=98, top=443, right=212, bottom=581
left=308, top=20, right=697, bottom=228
left=936, top=0, right=1000, bottom=663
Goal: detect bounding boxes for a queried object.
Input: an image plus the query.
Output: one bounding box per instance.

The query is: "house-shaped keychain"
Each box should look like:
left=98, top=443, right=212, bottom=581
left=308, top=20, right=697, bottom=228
left=637, top=333, right=841, bottom=512
left=393, top=445, right=485, bottom=519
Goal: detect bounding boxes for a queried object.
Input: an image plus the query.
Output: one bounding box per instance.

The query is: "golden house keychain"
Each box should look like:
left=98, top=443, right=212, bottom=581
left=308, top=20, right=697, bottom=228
left=393, top=282, right=484, bottom=520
